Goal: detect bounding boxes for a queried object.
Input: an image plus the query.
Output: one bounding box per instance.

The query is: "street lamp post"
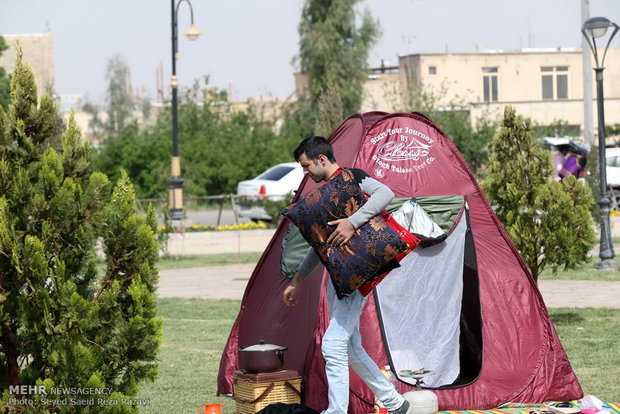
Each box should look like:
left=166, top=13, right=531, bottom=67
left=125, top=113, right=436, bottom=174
left=169, top=0, right=201, bottom=221
left=581, top=16, right=619, bottom=269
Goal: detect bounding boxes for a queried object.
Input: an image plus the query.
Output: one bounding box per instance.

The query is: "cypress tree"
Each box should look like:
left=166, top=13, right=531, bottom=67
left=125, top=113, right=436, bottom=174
left=0, top=51, right=161, bottom=412
left=315, top=85, right=344, bottom=137
left=0, top=36, right=9, bottom=110
left=483, top=106, right=596, bottom=282
left=297, top=0, right=379, bottom=118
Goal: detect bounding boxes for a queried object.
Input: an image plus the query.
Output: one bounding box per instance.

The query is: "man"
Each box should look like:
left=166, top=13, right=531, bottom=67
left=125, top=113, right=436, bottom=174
left=283, top=136, right=410, bottom=414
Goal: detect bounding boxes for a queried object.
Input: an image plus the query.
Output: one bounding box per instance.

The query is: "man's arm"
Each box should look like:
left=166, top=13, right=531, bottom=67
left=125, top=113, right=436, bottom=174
left=327, top=169, right=394, bottom=246
left=347, top=172, right=394, bottom=229
left=283, top=248, right=320, bottom=307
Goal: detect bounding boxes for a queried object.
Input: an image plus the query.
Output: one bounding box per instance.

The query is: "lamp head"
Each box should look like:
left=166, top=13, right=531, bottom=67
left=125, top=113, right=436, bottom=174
left=185, top=23, right=201, bottom=41
left=581, top=16, right=619, bottom=68
left=583, top=17, right=614, bottom=38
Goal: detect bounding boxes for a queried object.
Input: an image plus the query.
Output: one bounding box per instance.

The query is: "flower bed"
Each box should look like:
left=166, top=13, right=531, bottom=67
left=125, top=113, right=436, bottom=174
left=157, top=221, right=268, bottom=233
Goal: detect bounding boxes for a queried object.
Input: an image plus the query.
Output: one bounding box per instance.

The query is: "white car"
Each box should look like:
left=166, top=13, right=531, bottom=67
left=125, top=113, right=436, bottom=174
left=235, top=162, right=304, bottom=221
left=606, top=147, right=620, bottom=187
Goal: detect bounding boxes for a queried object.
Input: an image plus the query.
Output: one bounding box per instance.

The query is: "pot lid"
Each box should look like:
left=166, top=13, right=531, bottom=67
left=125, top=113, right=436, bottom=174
left=241, top=339, right=284, bottom=351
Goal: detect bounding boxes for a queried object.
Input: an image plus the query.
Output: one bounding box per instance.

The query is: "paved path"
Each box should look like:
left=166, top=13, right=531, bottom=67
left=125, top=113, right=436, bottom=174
left=158, top=263, right=620, bottom=308
left=158, top=222, right=620, bottom=308
left=158, top=264, right=256, bottom=299
left=537, top=280, right=620, bottom=308
left=164, top=229, right=275, bottom=256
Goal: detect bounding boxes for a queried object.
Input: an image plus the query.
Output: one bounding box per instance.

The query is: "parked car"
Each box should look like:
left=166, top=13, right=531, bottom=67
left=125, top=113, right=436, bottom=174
left=606, top=147, right=620, bottom=187
left=235, top=162, right=304, bottom=221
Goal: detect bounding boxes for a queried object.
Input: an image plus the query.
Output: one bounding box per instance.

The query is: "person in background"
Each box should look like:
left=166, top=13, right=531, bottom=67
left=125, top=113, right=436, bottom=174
left=559, top=151, right=585, bottom=180
left=553, top=145, right=570, bottom=181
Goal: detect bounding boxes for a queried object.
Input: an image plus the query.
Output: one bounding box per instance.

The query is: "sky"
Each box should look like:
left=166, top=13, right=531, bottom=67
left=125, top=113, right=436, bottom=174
left=1, top=0, right=619, bottom=104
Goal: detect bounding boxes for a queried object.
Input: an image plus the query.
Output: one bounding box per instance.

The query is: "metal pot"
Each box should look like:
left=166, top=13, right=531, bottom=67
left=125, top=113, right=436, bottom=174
left=238, top=339, right=288, bottom=373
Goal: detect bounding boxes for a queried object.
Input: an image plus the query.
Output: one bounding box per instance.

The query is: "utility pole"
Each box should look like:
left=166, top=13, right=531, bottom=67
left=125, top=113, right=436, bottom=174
left=582, top=0, right=594, bottom=146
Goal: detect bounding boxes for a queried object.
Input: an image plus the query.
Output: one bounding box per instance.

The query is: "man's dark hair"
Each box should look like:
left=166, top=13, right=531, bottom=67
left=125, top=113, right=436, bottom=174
left=293, top=136, right=336, bottom=163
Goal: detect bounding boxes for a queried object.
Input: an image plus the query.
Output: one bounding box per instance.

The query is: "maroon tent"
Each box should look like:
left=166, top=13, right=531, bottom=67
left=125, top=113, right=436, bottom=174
left=217, top=112, right=582, bottom=412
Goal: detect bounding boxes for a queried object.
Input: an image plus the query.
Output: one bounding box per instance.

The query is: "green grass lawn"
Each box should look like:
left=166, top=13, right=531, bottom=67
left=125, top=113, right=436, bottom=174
left=537, top=261, right=620, bottom=281
left=550, top=308, right=620, bottom=401
left=157, top=252, right=263, bottom=270
left=97, top=253, right=263, bottom=274
left=136, top=299, right=620, bottom=414
left=136, top=298, right=240, bottom=414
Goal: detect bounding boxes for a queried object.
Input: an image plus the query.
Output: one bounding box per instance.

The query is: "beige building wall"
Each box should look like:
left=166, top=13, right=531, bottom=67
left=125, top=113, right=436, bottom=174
left=0, top=33, right=55, bottom=95
left=229, top=96, right=295, bottom=121
left=398, top=48, right=620, bottom=135
left=230, top=95, right=296, bottom=133
left=360, top=72, right=400, bottom=113
left=294, top=71, right=402, bottom=114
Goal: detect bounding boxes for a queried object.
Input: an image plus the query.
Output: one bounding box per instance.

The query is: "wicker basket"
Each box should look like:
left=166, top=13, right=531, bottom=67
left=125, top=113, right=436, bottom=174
left=232, top=370, right=301, bottom=414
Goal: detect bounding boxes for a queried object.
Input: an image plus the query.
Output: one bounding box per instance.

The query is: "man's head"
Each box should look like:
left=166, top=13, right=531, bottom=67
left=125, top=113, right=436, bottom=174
left=293, top=136, right=338, bottom=182
left=293, top=136, right=336, bottom=163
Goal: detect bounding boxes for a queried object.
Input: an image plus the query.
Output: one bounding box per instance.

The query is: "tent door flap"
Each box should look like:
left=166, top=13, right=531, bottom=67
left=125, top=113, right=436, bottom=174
left=374, top=198, right=482, bottom=389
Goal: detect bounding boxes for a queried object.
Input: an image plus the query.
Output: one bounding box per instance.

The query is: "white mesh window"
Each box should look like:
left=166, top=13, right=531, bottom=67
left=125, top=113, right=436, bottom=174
left=375, top=214, right=467, bottom=387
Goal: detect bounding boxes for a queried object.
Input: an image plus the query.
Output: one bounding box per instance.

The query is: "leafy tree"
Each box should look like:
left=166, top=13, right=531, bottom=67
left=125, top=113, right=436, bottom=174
left=431, top=108, right=497, bottom=177
left=296, top=0, right=379, bottom=119
left=44, top=87, right=69, bottom=154
left=532, top=119, right=580, bottom=138
left=82, top=100, right=105, bottom=143
left=0, top=36, right=10, bottom=110
left=93, top=81, right=295, bottom=199
left=315, top=84, right=344, bottom=137
left=138, top=96, right=152, bottom=120
left=607, top=123, right=620, bottom=141
left=92, top=121, right=169, bottom=200
left=278, top=98, right=317, bottom=144
left=181, top=87, right=294, bottom=196
left=482, top=106, right=596, bottom=282
left=0, top=52, right=161, bottom=412
left=104, top=55, right=134, bottom=135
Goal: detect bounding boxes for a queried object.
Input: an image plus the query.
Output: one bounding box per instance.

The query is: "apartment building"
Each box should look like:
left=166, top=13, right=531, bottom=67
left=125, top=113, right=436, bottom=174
left=295, top=48, right=620, bottom=136
left=397, top=48, right=620, bottom=135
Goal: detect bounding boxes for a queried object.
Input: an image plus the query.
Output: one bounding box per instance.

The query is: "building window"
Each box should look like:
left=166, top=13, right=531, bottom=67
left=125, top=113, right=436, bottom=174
left=429, top=66, right=437, bottom=75
left=541, top=66, right=568, bottom=100
left=482, top=67, right=498, bottom=102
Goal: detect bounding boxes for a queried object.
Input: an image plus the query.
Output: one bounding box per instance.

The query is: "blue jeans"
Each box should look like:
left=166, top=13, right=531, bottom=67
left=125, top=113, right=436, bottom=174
left=321, top=282, right=404, bottom=414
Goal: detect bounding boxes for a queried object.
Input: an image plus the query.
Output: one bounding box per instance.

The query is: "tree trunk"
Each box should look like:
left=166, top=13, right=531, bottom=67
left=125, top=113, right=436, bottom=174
left=2, top=324, right=21, bottom=394
left=531, top=259, right=539, bottom=285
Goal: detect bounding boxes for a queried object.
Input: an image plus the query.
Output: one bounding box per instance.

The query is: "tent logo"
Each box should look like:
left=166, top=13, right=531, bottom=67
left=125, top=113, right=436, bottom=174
left=369, top=127, right=435, bottom=176
left=378, top=138, right=431, bottom=162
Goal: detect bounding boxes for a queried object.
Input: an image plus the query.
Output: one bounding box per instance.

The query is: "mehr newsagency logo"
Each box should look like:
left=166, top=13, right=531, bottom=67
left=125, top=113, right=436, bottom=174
left=7, top=385, right=150, bottom=408
left=369, top=126, right=435, bottom=178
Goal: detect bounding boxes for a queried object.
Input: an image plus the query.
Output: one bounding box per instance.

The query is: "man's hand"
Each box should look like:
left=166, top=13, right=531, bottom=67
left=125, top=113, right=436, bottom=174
left=283, top=274, right=302, bottom=307
left=327, top=218, right=355, bottom=247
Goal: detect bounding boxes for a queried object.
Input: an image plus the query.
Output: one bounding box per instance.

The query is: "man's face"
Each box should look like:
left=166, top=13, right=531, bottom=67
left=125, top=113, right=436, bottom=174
left=298, top=153, right=327, bottom=182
